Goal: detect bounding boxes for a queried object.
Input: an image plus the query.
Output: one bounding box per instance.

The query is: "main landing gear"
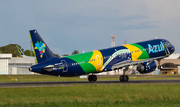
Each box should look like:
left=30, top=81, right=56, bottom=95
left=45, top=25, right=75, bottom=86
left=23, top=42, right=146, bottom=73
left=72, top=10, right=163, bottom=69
left=88, top=66, right=130, bottom=82
left=88, top=74, right=97, bottom=82
left=119, top=66, right=129, bottom=82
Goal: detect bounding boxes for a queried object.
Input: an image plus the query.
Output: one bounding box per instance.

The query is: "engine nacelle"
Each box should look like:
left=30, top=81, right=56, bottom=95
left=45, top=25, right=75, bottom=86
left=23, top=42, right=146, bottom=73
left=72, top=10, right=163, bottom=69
left=136, top=61, right=157, bottom=74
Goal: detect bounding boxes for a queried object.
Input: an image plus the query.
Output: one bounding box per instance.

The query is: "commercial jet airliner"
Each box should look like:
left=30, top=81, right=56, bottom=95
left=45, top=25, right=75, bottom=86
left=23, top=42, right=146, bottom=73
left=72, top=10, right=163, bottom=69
left=28, top=29, right=175, bottom=82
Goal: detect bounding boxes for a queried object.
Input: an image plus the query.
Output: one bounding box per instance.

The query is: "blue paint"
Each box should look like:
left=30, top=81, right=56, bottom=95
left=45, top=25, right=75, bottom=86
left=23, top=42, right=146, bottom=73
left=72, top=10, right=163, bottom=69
left=148, top=42, right=164, bottom=54
left=29, top=30, right=175, bottom=77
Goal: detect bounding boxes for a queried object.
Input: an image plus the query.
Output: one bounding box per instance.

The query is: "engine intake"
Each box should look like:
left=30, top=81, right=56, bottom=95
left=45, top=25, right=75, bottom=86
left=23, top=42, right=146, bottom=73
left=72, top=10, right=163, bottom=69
left=137, top=63, right=146, bottom=73
left=136, top=61, right=157, bottom=74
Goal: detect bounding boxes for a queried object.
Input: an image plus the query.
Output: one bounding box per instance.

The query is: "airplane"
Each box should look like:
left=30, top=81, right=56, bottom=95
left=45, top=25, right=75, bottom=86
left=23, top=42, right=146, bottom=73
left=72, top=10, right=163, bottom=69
left=28, top=29, right=175, bottom=82
left=16, top=45, right=35, bottom=58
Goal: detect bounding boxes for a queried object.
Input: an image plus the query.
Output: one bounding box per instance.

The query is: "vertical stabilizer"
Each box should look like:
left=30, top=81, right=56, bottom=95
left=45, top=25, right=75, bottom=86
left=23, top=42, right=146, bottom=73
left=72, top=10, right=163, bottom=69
left=29, top=29, right=55, bottom=64
left=16, top=45, right=26, bottom=57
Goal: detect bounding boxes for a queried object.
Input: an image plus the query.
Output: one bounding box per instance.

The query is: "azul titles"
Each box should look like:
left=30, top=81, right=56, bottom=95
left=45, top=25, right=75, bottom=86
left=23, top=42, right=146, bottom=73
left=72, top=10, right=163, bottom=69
left=148, top=42, right=164, bottom=54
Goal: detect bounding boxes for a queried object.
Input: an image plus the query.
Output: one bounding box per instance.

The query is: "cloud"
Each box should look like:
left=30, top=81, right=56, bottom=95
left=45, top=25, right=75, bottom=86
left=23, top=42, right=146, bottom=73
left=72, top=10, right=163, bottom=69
left=0, top=0, right=180, bottom=54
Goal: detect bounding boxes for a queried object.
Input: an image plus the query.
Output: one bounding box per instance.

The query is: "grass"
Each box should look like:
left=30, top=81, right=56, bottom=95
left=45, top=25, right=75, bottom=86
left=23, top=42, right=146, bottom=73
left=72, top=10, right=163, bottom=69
left=0, top=75, right=180, bottom=106
left=0, top=75, right=86, bottom=82
left=0, top=84, right=180, bottom=106
left=0, top=74, right=180, bottom=82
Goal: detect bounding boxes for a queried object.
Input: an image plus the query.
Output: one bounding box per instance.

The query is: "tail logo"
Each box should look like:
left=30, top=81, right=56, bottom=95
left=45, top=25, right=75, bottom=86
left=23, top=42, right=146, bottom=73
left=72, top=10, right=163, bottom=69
left=34, top=41, right=46, bottom=58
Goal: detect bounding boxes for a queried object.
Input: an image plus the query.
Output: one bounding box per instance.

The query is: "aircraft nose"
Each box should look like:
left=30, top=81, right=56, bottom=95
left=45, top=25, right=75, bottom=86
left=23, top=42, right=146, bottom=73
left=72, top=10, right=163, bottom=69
left=171, top=45, right=175, bottom=54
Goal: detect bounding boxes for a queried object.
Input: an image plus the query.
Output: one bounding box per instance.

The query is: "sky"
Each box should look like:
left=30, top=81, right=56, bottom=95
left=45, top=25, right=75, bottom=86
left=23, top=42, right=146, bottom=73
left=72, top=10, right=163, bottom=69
left=0, top=0, right=180, bottom=55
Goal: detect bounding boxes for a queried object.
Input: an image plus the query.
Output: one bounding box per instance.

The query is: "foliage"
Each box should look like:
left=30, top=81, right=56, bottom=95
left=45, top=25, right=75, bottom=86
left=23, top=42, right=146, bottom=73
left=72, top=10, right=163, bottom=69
left=0, top=44, right=22, bottom=57
left=0, top=44, right=83, bottom=58
left=24, top=50, right=35, bottom=56
left=0, top=44, right=35, bottom=57
left=53, top=53, right=60, bottom=57
left=0, top=44, right=80, bottom=57
left=62, top=54, right=69, bottom=56
left=72, top=50, right=79, bottom=55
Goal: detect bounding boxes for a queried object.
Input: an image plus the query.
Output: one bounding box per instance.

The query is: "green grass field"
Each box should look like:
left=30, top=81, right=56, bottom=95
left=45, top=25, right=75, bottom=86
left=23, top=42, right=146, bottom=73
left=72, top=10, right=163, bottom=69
left=0, top=75, right=180, bottom=107
left=0, top=84, right=180, bottom=107
left=0, top=74, right=180, bottom=82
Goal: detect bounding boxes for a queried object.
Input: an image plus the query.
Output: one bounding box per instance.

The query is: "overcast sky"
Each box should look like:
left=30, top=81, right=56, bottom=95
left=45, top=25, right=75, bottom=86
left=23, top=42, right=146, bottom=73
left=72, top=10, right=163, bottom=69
left=0, top=0, right=180, bottom=55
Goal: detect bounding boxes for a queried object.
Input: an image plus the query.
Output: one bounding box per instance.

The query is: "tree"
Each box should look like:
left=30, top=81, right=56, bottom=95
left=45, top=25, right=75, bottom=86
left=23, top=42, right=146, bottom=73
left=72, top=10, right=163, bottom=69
left=0, top=44, right=22, bottom=57
left=71, top=50, right=79, bottom=55
left=62, top=54, right=69, bottom=57
left=53, top=53, right=60, bottom=57
left=24, top=50, right=35, bottom=56
left=0, top=44, right=63, bottom=57
left=178, top=56, right=180, bottom=59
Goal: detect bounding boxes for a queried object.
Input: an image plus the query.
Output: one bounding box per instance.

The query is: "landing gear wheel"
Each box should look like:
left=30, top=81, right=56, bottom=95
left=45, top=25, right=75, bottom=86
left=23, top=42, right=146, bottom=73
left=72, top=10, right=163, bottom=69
left=88, top=75, right=97, bottom=82
left=92, top=75, right=97, bottom=82
left=120, top=75, right=124, bottom=82
left=124, top=75, right=129, bottom=82
left=119, top=75, right=129, bottom=82
left=88, top=75, right=93, bottom=82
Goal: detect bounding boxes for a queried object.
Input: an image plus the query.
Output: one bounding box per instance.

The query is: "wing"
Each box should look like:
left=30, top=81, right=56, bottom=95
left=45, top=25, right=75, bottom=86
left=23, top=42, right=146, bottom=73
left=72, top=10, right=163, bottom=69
left=111, top=55, right=166, bottom=70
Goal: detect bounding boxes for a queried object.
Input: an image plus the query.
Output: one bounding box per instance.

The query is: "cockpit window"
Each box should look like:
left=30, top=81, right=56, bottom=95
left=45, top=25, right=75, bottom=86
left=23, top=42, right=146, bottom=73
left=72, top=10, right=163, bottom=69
left=164, top=41, right=172, bottom=47
left=167, top=42, right=172, bottom=46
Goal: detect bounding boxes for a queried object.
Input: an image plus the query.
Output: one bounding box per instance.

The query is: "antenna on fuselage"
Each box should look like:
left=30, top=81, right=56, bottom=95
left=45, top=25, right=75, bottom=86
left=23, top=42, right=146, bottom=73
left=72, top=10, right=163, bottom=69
left=111, top=34, right=116, bottom=47
left=124, top=40, right=127, bottom=44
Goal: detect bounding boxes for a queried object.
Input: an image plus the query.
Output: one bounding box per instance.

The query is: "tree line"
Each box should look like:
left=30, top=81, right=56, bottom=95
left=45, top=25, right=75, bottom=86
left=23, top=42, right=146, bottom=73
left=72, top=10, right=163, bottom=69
left=0, top=44, right=79, bottom=57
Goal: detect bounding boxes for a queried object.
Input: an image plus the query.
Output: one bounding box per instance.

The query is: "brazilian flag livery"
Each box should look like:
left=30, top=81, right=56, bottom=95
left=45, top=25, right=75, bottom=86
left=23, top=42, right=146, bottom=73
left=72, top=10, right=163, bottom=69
left=29, top=29, right=174, bottom=77
left=66, top=50, right=103, bottom=74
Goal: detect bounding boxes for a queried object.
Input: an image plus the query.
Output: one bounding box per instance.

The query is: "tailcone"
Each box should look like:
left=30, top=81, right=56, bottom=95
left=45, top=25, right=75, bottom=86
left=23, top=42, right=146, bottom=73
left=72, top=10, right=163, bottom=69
left=29, top=65, right=42, bottom=73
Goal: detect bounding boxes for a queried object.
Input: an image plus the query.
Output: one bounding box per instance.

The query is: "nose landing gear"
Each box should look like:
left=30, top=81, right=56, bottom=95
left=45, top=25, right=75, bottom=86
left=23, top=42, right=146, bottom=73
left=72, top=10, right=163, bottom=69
left=119, top=75, right=129, bottom=82
left=119, top=66, right=129, bottom=82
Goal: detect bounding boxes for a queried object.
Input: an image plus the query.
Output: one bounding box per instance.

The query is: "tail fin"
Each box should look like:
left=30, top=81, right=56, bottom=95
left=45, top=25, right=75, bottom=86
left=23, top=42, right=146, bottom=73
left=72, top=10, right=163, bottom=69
left=29, top=29, right=55, bottom=64
left=16, top=45, right=26, bottom=57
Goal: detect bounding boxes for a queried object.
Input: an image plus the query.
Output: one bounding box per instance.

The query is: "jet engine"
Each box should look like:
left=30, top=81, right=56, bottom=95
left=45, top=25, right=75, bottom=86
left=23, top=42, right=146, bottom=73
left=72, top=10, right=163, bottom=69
left=136, top=61, right=157, bottom=74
